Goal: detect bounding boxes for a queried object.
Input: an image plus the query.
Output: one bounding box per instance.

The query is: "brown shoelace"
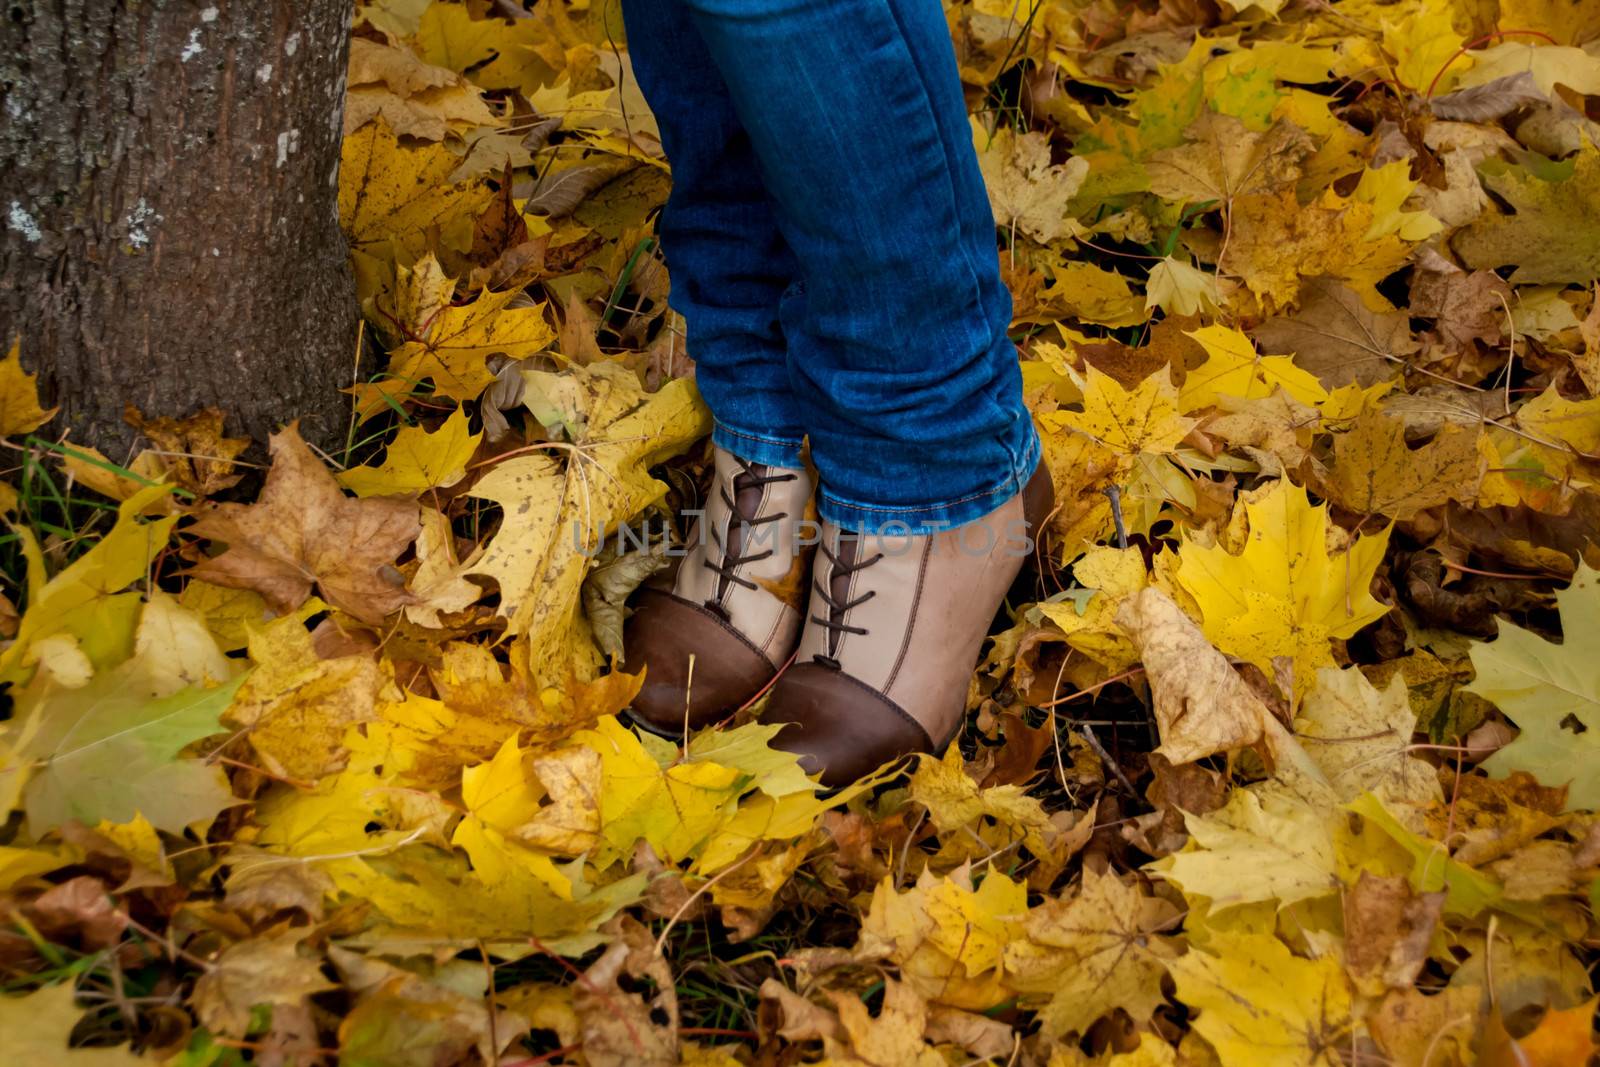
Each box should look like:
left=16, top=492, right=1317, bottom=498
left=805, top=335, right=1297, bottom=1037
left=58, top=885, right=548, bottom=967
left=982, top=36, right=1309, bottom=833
left=810, top=532, right=883, bottom=667
left=702, top=458, right=797, bottom=599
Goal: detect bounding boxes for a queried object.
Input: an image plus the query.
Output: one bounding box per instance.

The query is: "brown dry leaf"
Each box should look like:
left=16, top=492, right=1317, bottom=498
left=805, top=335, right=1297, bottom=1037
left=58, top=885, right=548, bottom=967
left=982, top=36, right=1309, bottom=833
left=188, top=423, right=420, bottom=623
left=823, top=978, right=944, bottom=1067
left=573, top=917, right=677, bottom=1067
left=344, top=38, right=496, bottom=141
left=55, top=818, right=173, bottom=892
left=124, top=406, right=249, bottom=497
left=1221, top=188, right=1413, bottom=313
left=1322, top=409, right=1482, bottom=519
left=1342, top=872, right=1445, bottom=995
left=221, top=844, right=334, bottom=920
left=1410, top=268, right=1513, bottom=352
left=192, top=932, right=336, bottom=1038
left=24, top=876, right=128, bottom=949
left=1254, top=276, right=1417, bottom=389
left=1147, top=113, right=1314, bottom=204
left=924, top=1005, right=1015, bottom=1060
left=1369, top=983, right=1483, bottom=1067
left=760, top=979, right=843, bottom=1043
left=975, top=125, right=1088, bottom=243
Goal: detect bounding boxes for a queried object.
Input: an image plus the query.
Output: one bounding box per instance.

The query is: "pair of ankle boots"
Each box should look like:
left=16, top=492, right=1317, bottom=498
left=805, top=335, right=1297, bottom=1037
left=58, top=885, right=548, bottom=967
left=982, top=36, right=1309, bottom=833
left=621, top=447, right=1053, bottom=787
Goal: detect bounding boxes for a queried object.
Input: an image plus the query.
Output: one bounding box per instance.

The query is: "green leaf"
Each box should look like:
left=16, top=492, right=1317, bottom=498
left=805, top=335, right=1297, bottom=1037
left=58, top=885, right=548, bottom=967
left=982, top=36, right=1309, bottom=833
left=14, top=668, right=244, bottom=835
left=1468, top=563, right=1600, bottom=810
left=1454, top=141, right=1600, bottom=284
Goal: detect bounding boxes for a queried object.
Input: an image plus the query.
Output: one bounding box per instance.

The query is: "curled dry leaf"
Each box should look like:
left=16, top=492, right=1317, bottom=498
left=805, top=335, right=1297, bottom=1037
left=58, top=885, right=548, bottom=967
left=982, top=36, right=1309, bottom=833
left=1115, top=585, right=1269, bottom=764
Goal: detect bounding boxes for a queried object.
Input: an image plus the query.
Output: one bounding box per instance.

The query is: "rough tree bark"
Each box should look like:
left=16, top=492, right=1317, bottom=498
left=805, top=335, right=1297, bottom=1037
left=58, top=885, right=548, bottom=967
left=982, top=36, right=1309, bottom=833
left=0, top=0, right=358, bottom=456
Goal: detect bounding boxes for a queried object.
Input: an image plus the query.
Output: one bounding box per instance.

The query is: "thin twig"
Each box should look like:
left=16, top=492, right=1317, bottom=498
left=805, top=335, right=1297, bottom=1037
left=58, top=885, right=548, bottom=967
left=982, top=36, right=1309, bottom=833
left=1077, top=723, right=1139, bottom=797
left=1103, top=485, right=1128, bottom=548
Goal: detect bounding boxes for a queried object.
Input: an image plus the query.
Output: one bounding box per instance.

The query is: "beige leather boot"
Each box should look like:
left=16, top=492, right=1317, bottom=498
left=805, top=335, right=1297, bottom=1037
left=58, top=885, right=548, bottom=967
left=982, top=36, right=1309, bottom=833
left=622, top=447, right=815, bottom=735
left=759, top=465, right=1052, bottom=787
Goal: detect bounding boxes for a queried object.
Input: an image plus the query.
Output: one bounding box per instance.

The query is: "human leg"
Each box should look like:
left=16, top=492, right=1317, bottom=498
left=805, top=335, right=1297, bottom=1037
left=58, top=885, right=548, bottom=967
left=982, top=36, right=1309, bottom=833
left=670, top=0, right=1048, bottom=781
left=616, top=0, right=816, bottom=731
left=617, top=0, right=805, bottom=468
left=678, top=0, right=1039, bottom=534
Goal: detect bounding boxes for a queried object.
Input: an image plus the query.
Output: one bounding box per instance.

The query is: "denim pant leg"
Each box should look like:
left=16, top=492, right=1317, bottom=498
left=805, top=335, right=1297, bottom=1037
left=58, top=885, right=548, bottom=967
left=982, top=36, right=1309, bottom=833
left=679, top=0, right=1040, bottom=534
left=618, top=0, right=806, bottom=470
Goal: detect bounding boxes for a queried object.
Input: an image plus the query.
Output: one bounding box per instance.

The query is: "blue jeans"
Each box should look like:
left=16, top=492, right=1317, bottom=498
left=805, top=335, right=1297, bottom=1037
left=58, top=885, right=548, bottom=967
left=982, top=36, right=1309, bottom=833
left=619, top=0, right=1039, bottom=534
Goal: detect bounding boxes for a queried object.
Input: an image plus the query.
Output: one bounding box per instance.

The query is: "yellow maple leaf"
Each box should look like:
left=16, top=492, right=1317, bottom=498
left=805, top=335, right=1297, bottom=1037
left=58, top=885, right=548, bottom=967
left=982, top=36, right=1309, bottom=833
left=324, top=846, right=644, bottom=955
left=1294, top=667, right=1443, bottom=806
left=340, top=117, right=491, bottom=261
left=467, top=368, right=708, bottom=684
left=339, top=407, right=482, bottom=497
left=1382, top=0, right=1469, bottom=93
left=1041, top=365, right=1194, bottom=457
left=1516, top=384, right=1600, bottom=456
left=0, top=844, right=67, bottom=892
left=1143, top=256, right=1220, bottom=318
left=1222, top=187, right=1413, bottom=313
left=451, top=735, right=586, bottom=899
left=0, top=339, right=57, bottom=437
left=909, top=745, right=1061, bottom=862
left=1169, top=932, right=1354, bottom=1067
left=253, top=761, right=426, bottom=858
left=360, top=688, right=517, bottom=791
left=1041, top=262, right=1148, bottom=327
left=133, top=591, right=236, bottom=695
left=1353, top=161, right=1444, bottom=243
left=695, top=790, right=842, bottom=874
left=1175, top=480, right=1391, bottom=692
left=1005, top=868, right=1181, bottom=1037
left=361, top=259, right=557, bottom=416
left=859, top=868, right=1027, bottom=1011
left=402, top=507, right=483, bottom=628
left=178, top=580, right=272, bottom=653
left=1036, top=545, right=1148, bottom=671
left=0, top=484, right=177, bottom=685
left=1153, top=788, right=1339, bottom=911
left=1178, top=324, right=1328, bottom=412
left=224, top=615, right=384, bottom=781
left=571, top=716, right=746, bottom=865
left=1317, top=380, right=1396, bottom=423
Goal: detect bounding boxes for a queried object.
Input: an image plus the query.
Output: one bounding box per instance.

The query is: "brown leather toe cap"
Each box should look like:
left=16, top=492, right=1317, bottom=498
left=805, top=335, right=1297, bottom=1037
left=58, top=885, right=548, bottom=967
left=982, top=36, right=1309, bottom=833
left=758, top=663, right=935, bottom=789
left=621, top=588, right=778, bottom=736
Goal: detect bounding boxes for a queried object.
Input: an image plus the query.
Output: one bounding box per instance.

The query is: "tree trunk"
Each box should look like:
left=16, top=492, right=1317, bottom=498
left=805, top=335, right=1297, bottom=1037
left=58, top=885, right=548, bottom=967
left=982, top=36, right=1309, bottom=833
left=0, top=0, right=358, bottom=457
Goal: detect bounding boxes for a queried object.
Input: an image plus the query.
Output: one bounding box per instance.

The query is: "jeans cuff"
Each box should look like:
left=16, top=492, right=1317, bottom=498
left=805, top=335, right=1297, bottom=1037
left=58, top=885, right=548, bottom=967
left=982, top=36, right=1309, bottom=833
left=818, top=426, right=1042, bottom=535
left=712, top=420, right=806, bottom=471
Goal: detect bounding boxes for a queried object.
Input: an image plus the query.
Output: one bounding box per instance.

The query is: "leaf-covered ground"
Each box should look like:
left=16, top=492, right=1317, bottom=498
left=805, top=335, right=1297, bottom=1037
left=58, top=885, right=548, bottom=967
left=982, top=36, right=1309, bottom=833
left=3, top=0, right=1599, bottom=1064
